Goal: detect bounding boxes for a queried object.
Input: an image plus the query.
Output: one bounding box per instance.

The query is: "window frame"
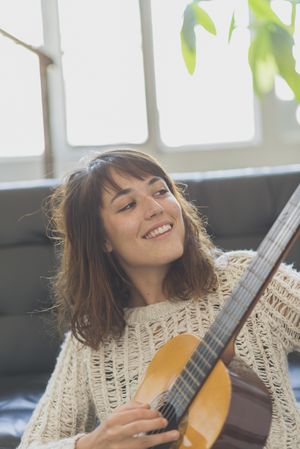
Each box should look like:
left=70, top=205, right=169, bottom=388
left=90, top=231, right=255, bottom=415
left=50, top=0, right=263, bottom=154
left=0, top=0, right=299, bottom=181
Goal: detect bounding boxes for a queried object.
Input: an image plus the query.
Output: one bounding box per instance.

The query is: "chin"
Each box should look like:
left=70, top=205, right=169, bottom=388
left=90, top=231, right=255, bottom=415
left=160, top=248, right=184, bottom=265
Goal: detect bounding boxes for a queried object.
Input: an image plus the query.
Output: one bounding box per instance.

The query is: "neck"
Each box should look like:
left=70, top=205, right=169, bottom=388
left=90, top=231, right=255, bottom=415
left=126, top=266, right=169, bottom=307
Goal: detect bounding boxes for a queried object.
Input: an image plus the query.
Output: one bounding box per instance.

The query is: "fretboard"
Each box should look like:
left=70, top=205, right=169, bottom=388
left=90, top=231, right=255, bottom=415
left=168, top=183, right=300, bottom=419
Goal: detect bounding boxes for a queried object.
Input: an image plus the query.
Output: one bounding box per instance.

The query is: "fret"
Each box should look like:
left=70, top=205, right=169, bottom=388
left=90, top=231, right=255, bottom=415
left=167, top=184, right=300, bottom=422
left=213, top=317, right=230, bottom=338
left=219, top=304, right=236, bottom=320
left=181, top=365, right=203, bottom=388
left=281, top=216, right=297, bottom=233
left=171, top=381, right=193, bottom=402
left=254, top=253, right=274, bottom=273
left=213, top=315, right=235, bottom=341
left=245, top=269, right=267, bottom=291
left=187, top=354, right=207, bottom=375
left=199, top=338, right=218, bottom=357
left=247, top=263, right=267, bottom=282
left=262, top=218, right=298, bottom=251
left=266, top=217, right=298, bottom=248
left=205, top=332, right=227, bottom=353
left=191, top=351, right=212, bottom=369
left=263, top=234, right=288, bottom=253
left=235, top=282, right=254, bottom=302
left=217, top=301, right=238, bottom=320
left=217, top=308, right=236, bottom=327
left=264, top=235, right=288, bottom=255
left=174, top=367, right=208, bottom=401
left=192, top=353, right=215, bottom=376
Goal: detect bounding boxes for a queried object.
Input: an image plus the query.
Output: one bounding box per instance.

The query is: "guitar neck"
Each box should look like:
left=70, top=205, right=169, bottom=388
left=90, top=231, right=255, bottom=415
left=168, top=184, right=300, bottom=418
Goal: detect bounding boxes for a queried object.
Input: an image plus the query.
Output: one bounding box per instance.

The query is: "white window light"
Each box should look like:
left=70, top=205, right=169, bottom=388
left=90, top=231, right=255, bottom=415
left=272, top=1, right=300, bottom=103
left=0, top=0, right=44, bottom=158
left=58, top=0, right=148, bottom=146
left=151, top=0, right=256, bottom=148
left=271, top=0, right=300, bottom=137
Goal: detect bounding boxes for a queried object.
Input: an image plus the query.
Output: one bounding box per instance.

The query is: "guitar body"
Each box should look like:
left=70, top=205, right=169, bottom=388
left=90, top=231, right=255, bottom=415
left=134, top=334, right=272, bottom=449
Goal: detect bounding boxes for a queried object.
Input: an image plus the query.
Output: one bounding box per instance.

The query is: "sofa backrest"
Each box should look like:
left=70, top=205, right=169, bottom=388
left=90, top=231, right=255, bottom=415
left=0, top=165, right=299, bottom=376
left=0, top=180, right=60, bottom=376
left=177, top=164, right=300, bottom=269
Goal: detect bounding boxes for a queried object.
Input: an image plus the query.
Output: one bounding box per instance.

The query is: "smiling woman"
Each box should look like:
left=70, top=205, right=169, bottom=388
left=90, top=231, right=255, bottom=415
left=49, top=149, right=217, bottom=347
left=17, top=148, right=300, bottom=449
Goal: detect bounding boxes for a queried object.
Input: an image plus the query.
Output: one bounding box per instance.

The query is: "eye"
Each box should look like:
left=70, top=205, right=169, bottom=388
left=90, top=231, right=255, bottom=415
left=118, top=201, right=136, bottom=212
left=155, top=188, right=168, bottom=197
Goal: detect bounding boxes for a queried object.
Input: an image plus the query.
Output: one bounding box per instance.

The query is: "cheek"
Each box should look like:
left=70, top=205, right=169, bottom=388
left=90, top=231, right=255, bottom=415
left=170, top=199, right=184, bottom=225
left=104, top=216, right=139, bottom=250
left=174, top=204, right=186, bottom=240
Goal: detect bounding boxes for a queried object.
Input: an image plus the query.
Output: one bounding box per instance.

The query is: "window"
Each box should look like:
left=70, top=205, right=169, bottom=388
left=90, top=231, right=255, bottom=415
left=272, top=1, right=300, bottom=130
left=0, top=0, right=299, bottom=173
left=151, top=0, right=255, bottom=147
left=0, top=0, right=44, bottom=158
left=58, top=0, right=256, bottom=149
left=58, top=0, right=148, bottom=146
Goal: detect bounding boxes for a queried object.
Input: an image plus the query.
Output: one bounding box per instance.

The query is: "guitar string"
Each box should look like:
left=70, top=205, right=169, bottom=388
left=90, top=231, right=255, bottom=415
left=162, top=205, right=300, bottom=421
left=148, top=200, right=300, bottom=429
left=157, top=207, right=300, bottom=427
left=161, top=239, right=300, bottom=422
left=150, top=201, right=300, bottom=428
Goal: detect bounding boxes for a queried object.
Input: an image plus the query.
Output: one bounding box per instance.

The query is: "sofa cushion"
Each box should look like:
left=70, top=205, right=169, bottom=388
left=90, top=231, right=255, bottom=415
left=0, top=373, right=50, bottom=448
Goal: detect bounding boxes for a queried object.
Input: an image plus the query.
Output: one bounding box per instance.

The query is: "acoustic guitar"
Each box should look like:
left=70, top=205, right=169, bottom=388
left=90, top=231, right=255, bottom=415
left=134, top=184, right=300, bottom=449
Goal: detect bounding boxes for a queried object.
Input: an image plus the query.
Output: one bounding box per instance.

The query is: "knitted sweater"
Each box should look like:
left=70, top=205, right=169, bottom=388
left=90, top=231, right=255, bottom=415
left=18, top=251, right=300, bottom=449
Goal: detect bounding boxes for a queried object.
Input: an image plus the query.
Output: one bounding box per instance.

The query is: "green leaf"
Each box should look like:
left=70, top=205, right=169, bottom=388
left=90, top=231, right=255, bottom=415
left=228, top=12, right=236, bottom=43
left=181, top=28, right=196, bottom=74
left=181, top=3, right=196, bottom=51
left=270, top=25, right=300, bottom=101
left=290, top=2, right=296, bottom=34
left=180, top=4, right=197, bottom=74
left=191, top=3, right=217, bottom=35
left=180, top=2, right=216, bottom=74
left=248, top=27, right=277, bottom=96
left=248, top=0, right=289, bottom=31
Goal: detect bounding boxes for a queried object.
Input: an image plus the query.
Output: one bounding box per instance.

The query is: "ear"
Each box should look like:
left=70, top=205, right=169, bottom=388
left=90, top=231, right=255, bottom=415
left=104, top=239, right=113, bottom=253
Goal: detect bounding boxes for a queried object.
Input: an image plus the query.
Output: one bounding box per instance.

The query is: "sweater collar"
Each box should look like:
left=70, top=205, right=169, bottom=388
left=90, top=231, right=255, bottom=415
left=123, top=297, right=197, bottom=324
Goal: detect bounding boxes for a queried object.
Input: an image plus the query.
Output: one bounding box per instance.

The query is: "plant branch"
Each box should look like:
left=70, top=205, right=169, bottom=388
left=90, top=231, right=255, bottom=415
left=0, top=27, right=53, bottom=65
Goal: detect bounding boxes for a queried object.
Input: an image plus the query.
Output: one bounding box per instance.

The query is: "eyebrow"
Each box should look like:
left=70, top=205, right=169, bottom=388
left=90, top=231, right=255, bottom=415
left=110, top=176, right=163, bottom=205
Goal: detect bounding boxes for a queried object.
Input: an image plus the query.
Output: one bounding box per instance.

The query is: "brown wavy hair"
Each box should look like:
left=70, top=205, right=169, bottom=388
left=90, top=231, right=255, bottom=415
left=49, top=149, right=218, bottom=349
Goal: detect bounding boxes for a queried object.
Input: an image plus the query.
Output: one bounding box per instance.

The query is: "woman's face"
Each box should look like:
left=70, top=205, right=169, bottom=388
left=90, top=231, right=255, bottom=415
left=100, top=170, right=185, bottom=276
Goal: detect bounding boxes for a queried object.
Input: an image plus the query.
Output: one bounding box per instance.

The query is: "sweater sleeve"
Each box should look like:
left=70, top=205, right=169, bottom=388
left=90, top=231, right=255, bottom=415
left=262, top=262, right=300, bottom=352
left=17, top=332, right=96, bottom=449
left=219, top=250, right=300, bottom=352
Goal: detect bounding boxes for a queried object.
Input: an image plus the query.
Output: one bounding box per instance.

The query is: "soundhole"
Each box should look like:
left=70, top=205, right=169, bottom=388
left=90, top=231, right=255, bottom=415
left=148, top=392, right=186, bottom=449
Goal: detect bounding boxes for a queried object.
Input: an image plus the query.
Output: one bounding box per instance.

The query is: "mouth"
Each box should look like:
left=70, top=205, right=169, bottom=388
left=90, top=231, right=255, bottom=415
left=143, top=223, right=173, bottom=240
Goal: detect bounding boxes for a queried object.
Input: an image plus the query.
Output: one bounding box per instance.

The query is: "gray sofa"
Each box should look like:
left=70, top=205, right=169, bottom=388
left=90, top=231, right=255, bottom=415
left=0, top=165, right=299, bottom=449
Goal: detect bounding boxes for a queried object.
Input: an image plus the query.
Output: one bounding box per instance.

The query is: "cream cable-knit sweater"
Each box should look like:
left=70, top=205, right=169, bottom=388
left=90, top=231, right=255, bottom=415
left=18, top=251, right=300, bottom=449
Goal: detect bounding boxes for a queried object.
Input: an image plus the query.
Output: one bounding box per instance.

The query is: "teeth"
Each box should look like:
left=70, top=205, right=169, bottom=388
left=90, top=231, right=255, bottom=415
left=144, top=224, right=172, bottom=239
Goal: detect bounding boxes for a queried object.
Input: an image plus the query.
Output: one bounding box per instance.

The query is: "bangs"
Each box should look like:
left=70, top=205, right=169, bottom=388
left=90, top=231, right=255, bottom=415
left=87, top=150, right=172, bottom=206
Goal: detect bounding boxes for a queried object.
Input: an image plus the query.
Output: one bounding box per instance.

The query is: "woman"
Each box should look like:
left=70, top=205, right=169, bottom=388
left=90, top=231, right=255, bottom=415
left=18, top=149, right=300, bottom=449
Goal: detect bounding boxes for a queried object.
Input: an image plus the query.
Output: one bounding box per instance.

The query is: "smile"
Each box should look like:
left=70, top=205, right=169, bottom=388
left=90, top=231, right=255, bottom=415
left=143, top=224, right=173, bottom=240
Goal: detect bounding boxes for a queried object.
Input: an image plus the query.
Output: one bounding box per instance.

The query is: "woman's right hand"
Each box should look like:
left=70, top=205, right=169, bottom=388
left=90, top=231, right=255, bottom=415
left=76, top=400, right=180, bottom=449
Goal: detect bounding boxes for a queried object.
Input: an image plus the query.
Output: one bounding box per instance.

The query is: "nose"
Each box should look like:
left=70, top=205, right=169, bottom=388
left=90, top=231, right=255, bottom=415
left=144, top=196, right=163, bottom=220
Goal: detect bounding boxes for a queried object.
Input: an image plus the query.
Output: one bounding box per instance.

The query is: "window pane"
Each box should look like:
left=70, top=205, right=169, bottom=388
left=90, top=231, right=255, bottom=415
left=0, top=38, right=44, bottom=157
left=273, top=2, right=300, bottom=103
left=58, top=0, right=148, bottom=146
left=0, top=0, right=43, bottom=46
left=151, top=0, right=255, bottom=147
